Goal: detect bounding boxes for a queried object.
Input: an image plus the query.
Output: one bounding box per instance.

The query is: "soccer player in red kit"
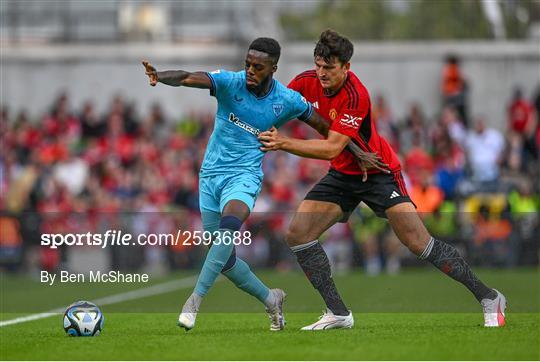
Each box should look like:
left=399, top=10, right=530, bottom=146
left=259, top=30, right=506, bottom=330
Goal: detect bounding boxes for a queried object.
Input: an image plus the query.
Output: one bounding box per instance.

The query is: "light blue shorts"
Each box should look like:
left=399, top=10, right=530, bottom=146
left=199, top=172, right=262, bottom=214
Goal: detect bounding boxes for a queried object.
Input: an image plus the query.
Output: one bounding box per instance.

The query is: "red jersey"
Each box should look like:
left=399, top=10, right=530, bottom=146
left=288, top=70, right=401, bottom=175
left=508, top=99, right=533, bottom=134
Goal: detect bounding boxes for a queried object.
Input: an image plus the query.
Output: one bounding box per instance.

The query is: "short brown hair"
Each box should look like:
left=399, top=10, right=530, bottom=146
left=314, top=29, right=354, bottom=64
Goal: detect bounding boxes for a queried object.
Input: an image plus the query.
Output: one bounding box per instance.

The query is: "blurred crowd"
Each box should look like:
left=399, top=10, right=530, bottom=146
left=1, top=58, right=539, bottom=275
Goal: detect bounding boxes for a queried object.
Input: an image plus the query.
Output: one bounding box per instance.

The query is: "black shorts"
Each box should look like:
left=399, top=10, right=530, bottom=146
left=305, top=169, right=415, bottom=220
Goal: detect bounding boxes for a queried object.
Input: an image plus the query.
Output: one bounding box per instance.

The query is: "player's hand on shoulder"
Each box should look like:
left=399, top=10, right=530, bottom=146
left=259, top=127, right=285, bottom=152
left=142, top=60, right=158, bottom=86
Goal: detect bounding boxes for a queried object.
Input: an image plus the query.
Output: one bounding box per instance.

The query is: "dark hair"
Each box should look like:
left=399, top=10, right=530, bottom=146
left=314, top=29, right=353, bottom=64
left=445, top=54, right=459, bottom=65
left=248, top=37, right=281, bottom=64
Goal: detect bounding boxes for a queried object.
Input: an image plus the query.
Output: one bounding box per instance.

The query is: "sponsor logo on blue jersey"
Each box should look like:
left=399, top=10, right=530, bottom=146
left=228, top=113, right=261, bottom=136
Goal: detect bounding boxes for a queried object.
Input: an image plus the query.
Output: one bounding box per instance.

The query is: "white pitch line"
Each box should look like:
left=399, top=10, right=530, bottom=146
left=0, top=312, right=62, bottom=327
left=0, top=274, right=203, bottom=328
left=92, top=275, right=198, bottom=306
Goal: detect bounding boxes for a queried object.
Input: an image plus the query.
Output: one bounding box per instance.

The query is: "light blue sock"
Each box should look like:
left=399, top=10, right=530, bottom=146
left=194, top=229, right=234, bottom=297
left=223, top=258, right=270, bottom=304
left=197, top=211, right=270, bottom=304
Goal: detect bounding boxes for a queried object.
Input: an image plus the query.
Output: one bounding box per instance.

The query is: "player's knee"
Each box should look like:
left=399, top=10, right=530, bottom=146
left=407, top=240, right=426, bottom=256
left=415, top=229, right=432, bottom=254
left=285, top=226, right=309, bottom=246
left=284, top=229, right=298, bottom=246
left=398, top=225, right=430, bottom=255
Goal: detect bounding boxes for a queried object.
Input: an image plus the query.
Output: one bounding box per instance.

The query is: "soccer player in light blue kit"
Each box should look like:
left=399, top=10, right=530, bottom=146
left=143, top=38, right=380, bottom=331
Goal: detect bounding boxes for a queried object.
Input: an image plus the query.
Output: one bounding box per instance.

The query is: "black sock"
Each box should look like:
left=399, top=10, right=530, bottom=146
left=292, top=240, right=349, bottom=316
left=420, top=237, right=496, bottom=302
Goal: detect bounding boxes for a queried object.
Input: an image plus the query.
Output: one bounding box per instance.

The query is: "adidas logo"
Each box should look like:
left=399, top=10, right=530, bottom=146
left=390, top=191, right=400, bottom=199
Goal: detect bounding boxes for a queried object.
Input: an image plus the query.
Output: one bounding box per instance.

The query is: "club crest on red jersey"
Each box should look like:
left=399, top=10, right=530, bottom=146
left=329, top=108, right=338, bottom=120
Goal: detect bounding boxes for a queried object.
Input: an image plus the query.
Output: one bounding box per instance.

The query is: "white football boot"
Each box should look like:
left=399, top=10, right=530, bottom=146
left=301, top=309, right=354, bottom=330
left=265, top=289, right=287, bottom=331
left=481, top=289, right=507, bottom=327
left=177, top=294, right=200, bottom=331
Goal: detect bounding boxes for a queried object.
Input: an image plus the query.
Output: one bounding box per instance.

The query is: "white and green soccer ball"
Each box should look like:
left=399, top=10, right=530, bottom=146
left=63, top=301, right=104, bottom=337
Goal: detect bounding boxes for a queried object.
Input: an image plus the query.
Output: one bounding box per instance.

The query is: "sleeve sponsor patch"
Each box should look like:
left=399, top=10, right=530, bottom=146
left=339, top=114, right=362, bottom=128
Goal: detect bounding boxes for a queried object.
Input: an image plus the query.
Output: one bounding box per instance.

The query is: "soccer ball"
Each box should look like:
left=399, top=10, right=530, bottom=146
left=63, top=301, right=104, bottom=336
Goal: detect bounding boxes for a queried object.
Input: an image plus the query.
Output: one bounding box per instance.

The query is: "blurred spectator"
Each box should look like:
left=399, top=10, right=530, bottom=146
left=439, top=105, right=465, bottom=143
left=4, top=157, right=40, bottom=213
left=409, top=171, right=444, bottom=215
left=432, top=125, right=465, bottom=199
left=441, top=54, right=468, bottom=125
left=373, top=95, right=399, bottom=150
left=350, top=207, right=404, bottom=275
left=145, top=102, right=168, bottom=141
left=404, top=141, right=434, bottom=187
left=321, top=222, right=353, bottom=273
left=423, top=201, right=459, bottom=242
left=399, top=103, right=429, bottom=154
left=12, top=111, right=41, bottom=163
left=43, top=93, right=81, bottom=146
left=508, top=87, right=534, bottom=135
left=52, top=153, right=89, bottom=195
left=81, top=101, right=106, bottom=139
left=450, top=117, right=505, bottom=185
left=505, top=87, right=539, bottom=175
left=0, top=214, right=23, bottom=271
left=472, top=204, right=516, bottom=267
left=508, top=181, right=539, bottom=265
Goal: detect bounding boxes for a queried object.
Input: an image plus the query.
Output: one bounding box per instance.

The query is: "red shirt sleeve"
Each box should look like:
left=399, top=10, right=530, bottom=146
left=287, top=76, right=303, bottom=93
left=330, top=95, right=370, bottom=138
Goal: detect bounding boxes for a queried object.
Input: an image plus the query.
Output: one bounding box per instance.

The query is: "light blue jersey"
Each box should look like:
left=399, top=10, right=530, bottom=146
left=202, top=70, right=313, bottom=178
left=191, top=70, right=312, bottom=305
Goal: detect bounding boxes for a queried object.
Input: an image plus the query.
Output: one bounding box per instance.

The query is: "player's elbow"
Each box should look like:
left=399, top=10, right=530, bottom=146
left=181, top=77, right=195, bottom=87
left=324, top=145, right=343, bottom=160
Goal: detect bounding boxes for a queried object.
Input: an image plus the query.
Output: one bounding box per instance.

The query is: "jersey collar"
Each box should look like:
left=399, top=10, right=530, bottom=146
left=247, top=78, right=276, bottom=100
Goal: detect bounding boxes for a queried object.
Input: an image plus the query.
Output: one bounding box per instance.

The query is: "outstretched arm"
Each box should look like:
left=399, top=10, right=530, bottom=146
left=142, top=60, right=212, bottom=89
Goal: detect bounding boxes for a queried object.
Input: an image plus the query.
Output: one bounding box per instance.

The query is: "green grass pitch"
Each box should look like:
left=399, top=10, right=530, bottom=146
left=1, top=268, right=538, bottom=360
